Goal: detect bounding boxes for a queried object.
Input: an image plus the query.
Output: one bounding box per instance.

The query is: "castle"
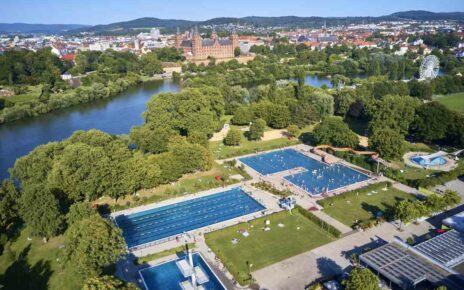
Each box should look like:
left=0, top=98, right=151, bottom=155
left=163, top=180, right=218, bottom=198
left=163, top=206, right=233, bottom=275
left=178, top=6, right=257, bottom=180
left=175, top=27, right=239, bottom=61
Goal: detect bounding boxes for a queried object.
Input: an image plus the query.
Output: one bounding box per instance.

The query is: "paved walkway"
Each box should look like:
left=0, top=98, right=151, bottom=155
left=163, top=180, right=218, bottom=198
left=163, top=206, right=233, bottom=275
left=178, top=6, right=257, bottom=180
left=311, top=210, right=353, bottom=235
left=253, top=220, right=434, bottom=290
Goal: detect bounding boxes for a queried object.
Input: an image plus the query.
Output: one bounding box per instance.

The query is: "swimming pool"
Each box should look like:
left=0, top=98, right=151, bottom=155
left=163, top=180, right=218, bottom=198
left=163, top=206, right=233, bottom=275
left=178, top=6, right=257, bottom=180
left=115, top=187, right=265, bottom=248
left=239, top=149, right=369, bottom=195
left=410, top=155, right=447, bottom=166
left=140, top=252, right=225, bottom=290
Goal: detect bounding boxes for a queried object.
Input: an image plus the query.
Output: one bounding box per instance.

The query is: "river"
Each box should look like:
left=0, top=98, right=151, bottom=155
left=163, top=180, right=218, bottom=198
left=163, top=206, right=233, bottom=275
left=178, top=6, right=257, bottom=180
left=0, top=75, right=335, bottom=181
left=0, top=80, right=180, bottom=181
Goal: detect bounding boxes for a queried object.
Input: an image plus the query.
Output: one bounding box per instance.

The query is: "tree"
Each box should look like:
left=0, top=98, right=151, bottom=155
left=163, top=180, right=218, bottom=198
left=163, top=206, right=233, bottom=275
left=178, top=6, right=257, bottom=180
left=83, top=275, right=138, bottom=290
left=64, top=216, right=125, bottom=277
left=19, top=185, right=64, bottom=239
left=343, top=267, right=380, bottom=290
left=231, top=106, right=254, bottom=125
left=311, top=92, right=334, bottom=120
left=224, top=128, right=242, bottom=146
left=368, top=128, right=405, bottom=160
left=394, top=200, right=418, bottom=229
left=248, top=118, right=266, bottom=141
left=140, top=52, right=163, bottom=76
left=410, top=102, right=454, bottom=143
left=234, top=47, right=241, bottom=57
left=66, top=202, right=98, bottom=226
left=424, top=194, right=445, bottom=213
left=268, top=105, right=291, bottom=129
left=287, top=124, right=300, bottom=139
left=130, top=126, right=173, bottom=154
left=0, top=180, right=19, bottom=232
left=313, top=117, right=359, bottom=148
left=442, top=190, right=461, bottom=210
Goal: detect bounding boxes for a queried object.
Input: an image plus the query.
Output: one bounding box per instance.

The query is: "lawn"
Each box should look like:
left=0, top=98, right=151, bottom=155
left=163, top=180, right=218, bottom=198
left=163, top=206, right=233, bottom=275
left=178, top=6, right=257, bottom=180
left=7, top=85, right=42, bottom=104
left=435, top=92, right=464, bottom=114
left=0, top=227, right=82, bottom=290
left=135, top=243, right=196, bottom=265
left=318, top=182, right=416, bottom=227
left=205, top=211, right=336, bottom=285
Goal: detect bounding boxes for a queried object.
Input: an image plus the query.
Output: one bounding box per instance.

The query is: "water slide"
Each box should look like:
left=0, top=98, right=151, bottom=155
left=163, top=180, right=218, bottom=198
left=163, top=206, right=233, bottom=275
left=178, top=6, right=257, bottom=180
left=313, top=145, right=390, bottom=167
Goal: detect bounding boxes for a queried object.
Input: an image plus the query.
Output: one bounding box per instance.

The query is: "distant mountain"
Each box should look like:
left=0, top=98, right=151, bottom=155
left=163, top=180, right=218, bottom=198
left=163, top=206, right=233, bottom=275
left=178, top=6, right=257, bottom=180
left=3, top=10, right=463, bottom=35
left=0, top=23, right=89, bottom=34
left=389, top=10, right=464, bottom=21
left=71, top=17, right=196, bottom=34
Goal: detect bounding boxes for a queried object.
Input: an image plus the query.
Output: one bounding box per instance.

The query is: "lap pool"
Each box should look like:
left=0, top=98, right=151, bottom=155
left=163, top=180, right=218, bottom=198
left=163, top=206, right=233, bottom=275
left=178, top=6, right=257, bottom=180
left=115, top=187, right=265, bottom=249
left=239, top=149, right=369, bottom=195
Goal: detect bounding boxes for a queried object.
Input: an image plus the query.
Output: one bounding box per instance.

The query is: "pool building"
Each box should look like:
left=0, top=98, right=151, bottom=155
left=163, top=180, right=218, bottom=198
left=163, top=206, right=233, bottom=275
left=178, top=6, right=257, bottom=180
left=239, top=148, right=369, bottom=196
left=114, top=187, right=265, bottom=249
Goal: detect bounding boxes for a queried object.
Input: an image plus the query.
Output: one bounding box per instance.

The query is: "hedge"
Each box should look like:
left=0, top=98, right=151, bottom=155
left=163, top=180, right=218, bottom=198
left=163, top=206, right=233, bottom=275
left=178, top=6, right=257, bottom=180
left=295, top=205, right=342, bottom=238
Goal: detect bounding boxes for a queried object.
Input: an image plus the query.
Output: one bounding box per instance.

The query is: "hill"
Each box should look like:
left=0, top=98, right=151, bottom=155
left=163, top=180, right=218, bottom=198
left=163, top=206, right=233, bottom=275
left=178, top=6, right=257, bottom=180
left=0, top=23, right=89, bottom=33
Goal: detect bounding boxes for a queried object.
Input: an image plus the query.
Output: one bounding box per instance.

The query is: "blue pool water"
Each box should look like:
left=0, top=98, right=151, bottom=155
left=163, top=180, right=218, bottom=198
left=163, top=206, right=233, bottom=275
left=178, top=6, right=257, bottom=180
left=411, top=156, right=447, bottom=166
left=140, top=252, right=225, bottom=290
left=239, top=149, right=369, bottom=195
left=115, top=188, right=264, bottom=248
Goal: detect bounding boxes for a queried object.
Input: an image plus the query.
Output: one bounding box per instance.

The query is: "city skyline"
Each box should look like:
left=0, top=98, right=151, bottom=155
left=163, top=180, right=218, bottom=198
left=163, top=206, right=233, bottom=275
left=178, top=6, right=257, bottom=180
left=1, top=0, right=464, bottom=25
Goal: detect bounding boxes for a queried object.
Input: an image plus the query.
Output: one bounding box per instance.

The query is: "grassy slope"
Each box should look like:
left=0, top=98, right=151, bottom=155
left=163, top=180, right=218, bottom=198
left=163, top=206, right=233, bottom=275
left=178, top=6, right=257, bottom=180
left=435, top=92, right=464, bottom=114
left=7, top=85, right=42, bottom=104
left=0, top=227, right=82, bottom=290
left=205, top=211, right=336, bottom=285
left=319, top=183, right=416, bottom=227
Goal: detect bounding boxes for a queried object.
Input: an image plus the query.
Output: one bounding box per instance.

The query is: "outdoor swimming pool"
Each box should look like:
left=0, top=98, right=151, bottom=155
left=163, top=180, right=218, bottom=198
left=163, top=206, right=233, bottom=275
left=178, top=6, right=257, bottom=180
left=239, top=149, right=369, bottom=195
left=115, top=187, right=265, bottom=248
left=139, top=252, right=225, bottom=290
left=410, top=155, right=447, bottom=166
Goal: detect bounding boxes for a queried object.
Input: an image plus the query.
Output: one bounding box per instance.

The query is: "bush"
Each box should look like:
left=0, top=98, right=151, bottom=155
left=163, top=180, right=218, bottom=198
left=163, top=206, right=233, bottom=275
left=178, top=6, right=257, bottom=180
left=224, top=128, right=242, bottom=146
left=296, top=205, right=341, bottom=238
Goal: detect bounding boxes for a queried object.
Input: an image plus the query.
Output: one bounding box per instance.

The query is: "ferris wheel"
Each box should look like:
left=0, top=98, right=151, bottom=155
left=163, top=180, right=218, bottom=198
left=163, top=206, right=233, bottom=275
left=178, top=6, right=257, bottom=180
left=419, top=55, right=440, bottom=80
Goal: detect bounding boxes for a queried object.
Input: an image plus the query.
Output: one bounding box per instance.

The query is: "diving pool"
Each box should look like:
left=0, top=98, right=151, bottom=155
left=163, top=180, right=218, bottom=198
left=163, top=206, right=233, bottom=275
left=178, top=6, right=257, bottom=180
left=239, top=149, right=369, bottom=195
left=115, top=187, right=265, bottom=248
left=139, top=252, right=225, bottom=290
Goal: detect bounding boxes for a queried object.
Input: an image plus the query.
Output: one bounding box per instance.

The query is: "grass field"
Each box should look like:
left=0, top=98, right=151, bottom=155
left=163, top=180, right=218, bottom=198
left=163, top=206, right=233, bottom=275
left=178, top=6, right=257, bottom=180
left=435, top=92, right=464, bottom=114
left=318, top=182, right=416, bottom=227
left=0, top=227, right=82, bottom=290
left=135, top=243, right=195, bottom=265
left=205, top=211, right=336, bottom=285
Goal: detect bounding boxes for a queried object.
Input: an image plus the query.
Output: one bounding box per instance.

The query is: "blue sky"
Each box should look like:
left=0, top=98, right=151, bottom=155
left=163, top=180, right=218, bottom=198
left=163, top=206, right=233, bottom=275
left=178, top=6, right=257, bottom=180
left=1, top=0, right=464, bottom=25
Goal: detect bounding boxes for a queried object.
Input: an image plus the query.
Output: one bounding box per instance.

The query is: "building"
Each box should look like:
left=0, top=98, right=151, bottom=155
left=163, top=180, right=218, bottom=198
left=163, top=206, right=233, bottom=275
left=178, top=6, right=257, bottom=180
left=360, top=233, right=464, bottom=290
left=175, top=27, right=239, bottom=61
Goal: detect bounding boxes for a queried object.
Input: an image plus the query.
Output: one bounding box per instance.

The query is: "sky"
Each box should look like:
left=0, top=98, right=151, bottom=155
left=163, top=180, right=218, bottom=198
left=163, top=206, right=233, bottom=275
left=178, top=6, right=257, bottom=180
left=1, top=0, right=464, bottom=25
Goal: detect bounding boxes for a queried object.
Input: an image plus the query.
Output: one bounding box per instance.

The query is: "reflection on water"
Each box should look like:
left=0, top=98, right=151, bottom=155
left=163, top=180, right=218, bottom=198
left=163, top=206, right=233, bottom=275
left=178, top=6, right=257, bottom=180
left=0, top=80, right=180, bottom=180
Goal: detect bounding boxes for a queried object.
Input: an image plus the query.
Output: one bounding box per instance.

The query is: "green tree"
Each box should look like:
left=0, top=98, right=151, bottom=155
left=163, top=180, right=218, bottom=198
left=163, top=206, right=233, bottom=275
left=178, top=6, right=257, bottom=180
left=140, top=52, right=163, bottom=76
left=234, top=47, right=241, bottom=57
left=248, top=118, right=266, bottom=141
left=394, top=200, right=417, bottom=229
left=424, top=194, right=445, bottom=213
left=287, top=124, right=300, bottom=139
left=313, top=117, right=358, bottom=148
left=0, top=181, right=19, bottom=232
left=231, top=106, right=254, bottom=125
left=368, top=128, right=405, bottom=160
left=130, top=126, right=173, bottom=154
left=410, top=102, right=454, bottom=142
left=82, top=275, right=138, bottom=290
left=343, top=267, right=380, bottom=290
left=64, top=216, right=125, bottom=278
left=224, top=128, right=242, bottom=146
left=19, top=185, right=64, bottom=239
left=66, top=202, right=98, bottom=226
left=442, top=190, right=461, bottom=210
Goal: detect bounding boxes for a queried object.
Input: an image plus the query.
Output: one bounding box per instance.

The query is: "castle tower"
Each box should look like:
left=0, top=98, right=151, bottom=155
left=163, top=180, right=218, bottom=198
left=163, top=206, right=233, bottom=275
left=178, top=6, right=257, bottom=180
left=175, top=27, right=183, bottom=48
left=192, top=26, right=202, bottom=57
left=211, top=26, right=218, bottom=41
left=231, top=28, right=239, bottom=50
